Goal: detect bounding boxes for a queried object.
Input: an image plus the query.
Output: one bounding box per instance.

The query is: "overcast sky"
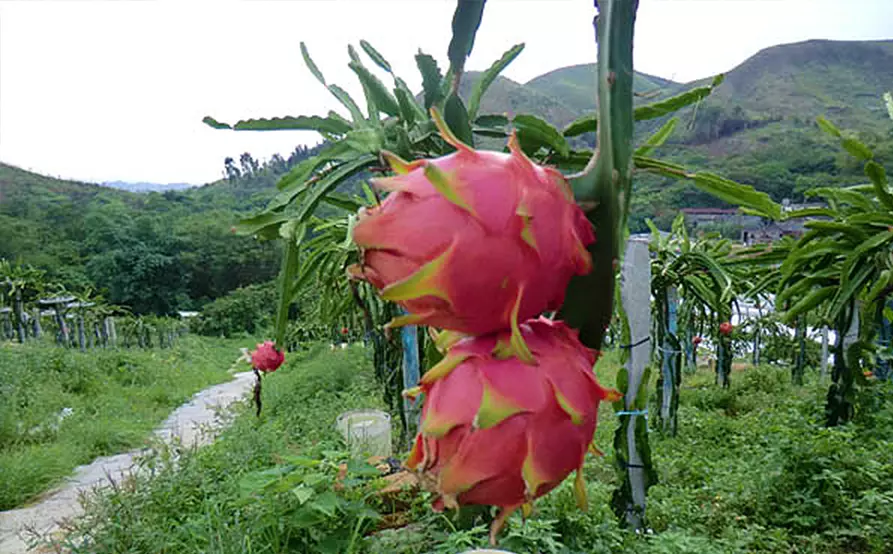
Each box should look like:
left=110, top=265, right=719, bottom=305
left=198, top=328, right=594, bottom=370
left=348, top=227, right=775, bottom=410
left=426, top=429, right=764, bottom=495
left=1, top=0, right=891, bottom=186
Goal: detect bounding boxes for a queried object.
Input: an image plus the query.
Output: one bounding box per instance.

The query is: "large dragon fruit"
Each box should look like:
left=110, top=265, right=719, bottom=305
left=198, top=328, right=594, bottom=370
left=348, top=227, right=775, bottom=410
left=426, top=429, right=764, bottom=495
left=404, top=317, right=619, bottom=542
left=349, top=114, right=594, bottom=360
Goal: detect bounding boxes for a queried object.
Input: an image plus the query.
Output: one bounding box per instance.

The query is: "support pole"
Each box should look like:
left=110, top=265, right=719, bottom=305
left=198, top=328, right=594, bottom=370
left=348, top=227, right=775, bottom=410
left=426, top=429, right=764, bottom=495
left=13, top=290, right=25, bottom=343
left=659, top=287, right=680, bottom=435
left=32, top=309, right=42, bottom=339
left=400, top=312, right=421, bottom=446
left=76, top=315, right=86, bottom=351
left=615, top=236, right=655, bottom=530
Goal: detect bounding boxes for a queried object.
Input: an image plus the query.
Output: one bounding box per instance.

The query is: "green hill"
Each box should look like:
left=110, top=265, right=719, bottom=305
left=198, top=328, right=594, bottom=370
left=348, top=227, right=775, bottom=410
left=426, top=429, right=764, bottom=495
left=518, top=39, right=893, bottom=136
left=525, top=63, right=679, bottom=114
left=457, top=65, right=681, bottom=130
left=489, top=39, right=893, bottom=226
left=649, top=39, right=893, bottom=215
left=456, top=73, right=580, bottom=128
left=0, top=161, right=283, bottom=314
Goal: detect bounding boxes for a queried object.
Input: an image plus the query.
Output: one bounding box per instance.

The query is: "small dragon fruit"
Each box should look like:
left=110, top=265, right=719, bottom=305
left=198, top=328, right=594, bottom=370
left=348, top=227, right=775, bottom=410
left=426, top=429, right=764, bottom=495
left=404, top=317, right=619, bottom=543
left=250, top=341, right=285, bottom=373
left=349, top=112, right=594, bottom=361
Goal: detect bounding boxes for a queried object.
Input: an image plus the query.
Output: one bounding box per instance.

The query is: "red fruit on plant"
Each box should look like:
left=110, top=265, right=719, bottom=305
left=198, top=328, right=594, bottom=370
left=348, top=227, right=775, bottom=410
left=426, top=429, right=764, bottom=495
left=349, top=112, right=594, bottom=360
left=250, top=341, right=284, bottom=373
left=341, top=327, right=349, bottom=336
left=404, top=317, right=620, bottom=543
left=692, top=336, right=702, bottom=345
left=719, top=322, right=734, bottom=336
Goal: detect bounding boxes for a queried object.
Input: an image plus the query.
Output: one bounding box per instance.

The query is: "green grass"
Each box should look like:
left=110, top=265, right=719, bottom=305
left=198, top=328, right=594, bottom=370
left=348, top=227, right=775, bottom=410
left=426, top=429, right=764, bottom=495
left=0, top=335, right=250, bottom=510
left=53, top=343, right=388, bottom=554
left=49, top=347, right=893, bottom=554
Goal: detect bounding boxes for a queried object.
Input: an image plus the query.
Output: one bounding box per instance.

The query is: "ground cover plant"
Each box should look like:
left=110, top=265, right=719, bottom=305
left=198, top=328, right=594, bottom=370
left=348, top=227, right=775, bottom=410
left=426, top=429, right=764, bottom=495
left=0, top=335, right=246, bottom=510
left=52, top=344, right=387, bottom=553
left=50, top=345, right=893, bottom=553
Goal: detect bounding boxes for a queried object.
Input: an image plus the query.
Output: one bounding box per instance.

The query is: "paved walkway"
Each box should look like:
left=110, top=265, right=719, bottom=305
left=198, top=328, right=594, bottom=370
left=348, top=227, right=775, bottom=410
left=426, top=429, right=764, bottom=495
left=0, top=371, right=256, bottom=554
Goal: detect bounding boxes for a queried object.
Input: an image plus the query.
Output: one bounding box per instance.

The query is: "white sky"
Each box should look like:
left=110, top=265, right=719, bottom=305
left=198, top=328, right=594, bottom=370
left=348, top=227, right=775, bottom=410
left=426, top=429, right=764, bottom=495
left=1, top=0, right=891, bottom=186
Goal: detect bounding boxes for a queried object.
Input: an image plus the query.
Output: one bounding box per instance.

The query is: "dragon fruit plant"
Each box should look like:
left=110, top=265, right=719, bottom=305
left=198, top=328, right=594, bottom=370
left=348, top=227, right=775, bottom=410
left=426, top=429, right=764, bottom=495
left=348, top=0, right=635, bottom=540
left=349, top=111, right=617, bottom=539
left=206, top=0, right=782, bottom=540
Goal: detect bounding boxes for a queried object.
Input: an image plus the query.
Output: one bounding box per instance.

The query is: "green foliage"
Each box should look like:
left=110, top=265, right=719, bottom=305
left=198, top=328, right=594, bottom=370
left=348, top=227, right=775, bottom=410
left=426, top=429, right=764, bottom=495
left=648, top=215, right=736, bottom=433
left=0, top=336, right=242, bottom=510
left=189, top=281, right=276, bottom=338
left=54, top=345, right=389, bottom=554
left=752, top=103, right=893, bottom=423
left=558, top=0, right=638, bottom=351
left=0, top=158, right=295, bottom=315
left=52, top=349, right=893, bottom=553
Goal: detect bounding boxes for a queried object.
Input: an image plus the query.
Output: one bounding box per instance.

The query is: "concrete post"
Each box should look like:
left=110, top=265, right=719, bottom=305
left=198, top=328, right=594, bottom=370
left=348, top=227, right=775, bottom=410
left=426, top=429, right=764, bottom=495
left=619, top=236, right=652, bottom=530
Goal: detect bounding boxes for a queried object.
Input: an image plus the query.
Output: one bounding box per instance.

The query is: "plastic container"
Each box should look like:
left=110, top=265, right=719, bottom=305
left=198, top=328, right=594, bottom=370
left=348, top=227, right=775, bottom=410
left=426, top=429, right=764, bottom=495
left=335, top=409, right=392, bottom=458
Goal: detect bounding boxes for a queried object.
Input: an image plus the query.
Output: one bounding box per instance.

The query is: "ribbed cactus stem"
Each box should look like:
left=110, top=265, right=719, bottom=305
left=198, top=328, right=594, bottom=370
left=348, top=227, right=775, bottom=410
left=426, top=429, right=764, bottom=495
left=554, top=0, right=649, bottom=532
left=559, top=0, right=637, bottom=350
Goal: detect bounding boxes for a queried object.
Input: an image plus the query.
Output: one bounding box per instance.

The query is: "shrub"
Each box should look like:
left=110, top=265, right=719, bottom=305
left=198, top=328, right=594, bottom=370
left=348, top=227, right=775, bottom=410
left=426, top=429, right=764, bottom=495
left=190, top=282, right=275, bottom=338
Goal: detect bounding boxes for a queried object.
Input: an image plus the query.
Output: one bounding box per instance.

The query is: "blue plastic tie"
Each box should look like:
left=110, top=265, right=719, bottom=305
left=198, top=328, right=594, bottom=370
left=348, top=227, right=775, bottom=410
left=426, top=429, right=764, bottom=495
left=616, top=409, right=649, bottom=417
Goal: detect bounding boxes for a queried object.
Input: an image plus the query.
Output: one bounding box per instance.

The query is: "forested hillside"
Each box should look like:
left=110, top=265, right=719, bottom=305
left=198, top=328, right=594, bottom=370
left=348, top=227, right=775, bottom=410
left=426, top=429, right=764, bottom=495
left=0, top=149, right=320, bottom=313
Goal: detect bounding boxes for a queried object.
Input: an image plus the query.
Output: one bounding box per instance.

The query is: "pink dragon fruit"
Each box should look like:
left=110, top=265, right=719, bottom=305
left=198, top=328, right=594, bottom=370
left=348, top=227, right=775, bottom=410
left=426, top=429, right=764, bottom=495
left=404, top=317, right=620, bottom=543
left=349, top=113, right=594, bottom=361
left=250, top=341, right=284, bottom=373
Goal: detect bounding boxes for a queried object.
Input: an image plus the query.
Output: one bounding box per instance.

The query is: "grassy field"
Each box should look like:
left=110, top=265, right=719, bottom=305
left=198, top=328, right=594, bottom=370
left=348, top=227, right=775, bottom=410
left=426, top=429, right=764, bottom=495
left=49, top=345, right=893, bottom=554
left=0, top=335, right=252, bottom=510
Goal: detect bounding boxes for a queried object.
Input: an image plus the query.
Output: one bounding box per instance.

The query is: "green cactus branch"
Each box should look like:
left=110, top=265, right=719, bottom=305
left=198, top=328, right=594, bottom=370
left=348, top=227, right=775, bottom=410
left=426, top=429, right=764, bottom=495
left=559, top=0, right=638, bottom=351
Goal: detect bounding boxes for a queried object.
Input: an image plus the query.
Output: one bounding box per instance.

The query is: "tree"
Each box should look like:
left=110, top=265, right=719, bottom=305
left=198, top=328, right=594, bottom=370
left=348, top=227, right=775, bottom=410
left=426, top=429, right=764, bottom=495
left=239, top=152, right=260, bottom=177
left=224, top=156, right=241, bottom=182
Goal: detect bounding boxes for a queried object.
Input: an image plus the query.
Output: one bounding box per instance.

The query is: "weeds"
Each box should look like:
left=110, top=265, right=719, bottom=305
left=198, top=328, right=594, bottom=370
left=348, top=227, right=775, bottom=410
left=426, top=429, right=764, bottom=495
left=0, top=336, right=246, bottom=509
left=51, top=346, right=893, bottom=553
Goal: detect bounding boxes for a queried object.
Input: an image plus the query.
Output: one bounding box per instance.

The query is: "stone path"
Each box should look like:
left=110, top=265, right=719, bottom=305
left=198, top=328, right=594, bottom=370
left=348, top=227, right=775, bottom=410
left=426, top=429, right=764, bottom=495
left=0, top=371, right=256, bottom=554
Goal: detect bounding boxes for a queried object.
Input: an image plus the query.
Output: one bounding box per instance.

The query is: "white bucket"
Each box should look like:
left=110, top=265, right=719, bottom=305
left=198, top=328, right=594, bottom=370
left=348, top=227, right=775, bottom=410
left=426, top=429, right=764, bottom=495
left=335, top=409, right=392, bottom=458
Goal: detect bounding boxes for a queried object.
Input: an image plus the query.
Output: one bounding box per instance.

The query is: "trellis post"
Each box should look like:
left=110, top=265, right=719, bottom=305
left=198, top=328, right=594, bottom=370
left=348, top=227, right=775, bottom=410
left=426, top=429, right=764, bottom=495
left=13, top=289, right=25, bottom=343
left=614, top=236, right=656, bottom=530
left=32, top=309, right=42, bottom=339
left=108, top=317, right=117, bottom=348
left=658, top=286, right=680, bottom=435
left=400, top=313, right=421, bottom=445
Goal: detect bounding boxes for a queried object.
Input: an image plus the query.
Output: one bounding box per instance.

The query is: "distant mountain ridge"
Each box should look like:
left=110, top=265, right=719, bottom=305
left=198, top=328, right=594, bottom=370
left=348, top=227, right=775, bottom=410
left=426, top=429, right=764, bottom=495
left=460, top=38, right=892, bottom=135
left=101, top=181, right=196, bottom=193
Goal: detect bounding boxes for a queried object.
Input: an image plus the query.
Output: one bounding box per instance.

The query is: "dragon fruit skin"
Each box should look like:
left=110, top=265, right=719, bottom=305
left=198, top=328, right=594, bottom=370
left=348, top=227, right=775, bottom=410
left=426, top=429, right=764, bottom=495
left=350, top=116, right=594, bottom=359
left=250, top=341, right=285, bottom=373
left=404, top=317, right=620, bottom=542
